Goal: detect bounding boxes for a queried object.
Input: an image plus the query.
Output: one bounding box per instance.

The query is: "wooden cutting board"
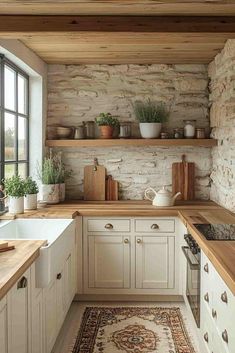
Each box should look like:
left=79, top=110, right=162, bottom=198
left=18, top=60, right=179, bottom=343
left=172, top=155, right=195, bottom=200
left=84, top=158, right=106, bottom=201
left=0, top=241, right=8, bottom=250
left=106, top=175, right=119, bottom=201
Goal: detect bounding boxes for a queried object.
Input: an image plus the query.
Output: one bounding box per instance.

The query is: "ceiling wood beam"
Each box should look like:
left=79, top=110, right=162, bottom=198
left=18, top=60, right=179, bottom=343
left=0, top=15, right=235, bottom=34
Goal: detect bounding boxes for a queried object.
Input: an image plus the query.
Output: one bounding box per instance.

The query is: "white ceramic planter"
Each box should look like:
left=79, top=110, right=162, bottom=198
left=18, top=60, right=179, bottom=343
left=24, top=193, right=38, bottom=210
left=40, top=184, right=60, bottom=204
left=8, top=196, right=24, bottom=214
left=59, top=183, right=66, bottom=202
left=139, top=122, right=162, bottom=139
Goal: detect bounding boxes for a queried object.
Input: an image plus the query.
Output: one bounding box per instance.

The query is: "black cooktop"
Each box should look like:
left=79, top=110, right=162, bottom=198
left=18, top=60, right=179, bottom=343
left=194, top=223, right=235, bottom=241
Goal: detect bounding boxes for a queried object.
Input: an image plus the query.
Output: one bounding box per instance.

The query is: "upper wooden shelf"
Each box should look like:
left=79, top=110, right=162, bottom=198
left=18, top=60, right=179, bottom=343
left=46, top=139, right=217, bottom=148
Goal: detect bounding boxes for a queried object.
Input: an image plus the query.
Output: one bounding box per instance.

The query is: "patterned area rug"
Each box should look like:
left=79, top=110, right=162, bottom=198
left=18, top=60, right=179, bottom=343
left=71, top=307, right=196, bottom=353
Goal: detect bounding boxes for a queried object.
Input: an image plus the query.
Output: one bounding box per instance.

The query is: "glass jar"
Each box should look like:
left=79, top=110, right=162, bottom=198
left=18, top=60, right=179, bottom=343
left=183, top=120, right=196, bottom=138
left=119, top=122, right=132, bottom=139
left=84, top=121, right=95, bottom=139
left=173, top=128, right=184, bottom=139
left=196, top=128, right=206, bottom=139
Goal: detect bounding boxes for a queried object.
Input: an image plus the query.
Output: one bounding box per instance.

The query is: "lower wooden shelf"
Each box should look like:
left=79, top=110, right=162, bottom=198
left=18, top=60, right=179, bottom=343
left=45, top=138, right=217, bottom=148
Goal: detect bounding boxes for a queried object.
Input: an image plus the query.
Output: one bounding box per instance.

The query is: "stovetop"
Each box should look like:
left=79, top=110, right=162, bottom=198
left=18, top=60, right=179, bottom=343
left=194, top=223, right=235, bottom=241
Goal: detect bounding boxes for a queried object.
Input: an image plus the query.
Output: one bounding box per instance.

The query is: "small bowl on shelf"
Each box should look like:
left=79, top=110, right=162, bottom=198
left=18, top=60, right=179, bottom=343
left=56, top=126, right=73, bottom=139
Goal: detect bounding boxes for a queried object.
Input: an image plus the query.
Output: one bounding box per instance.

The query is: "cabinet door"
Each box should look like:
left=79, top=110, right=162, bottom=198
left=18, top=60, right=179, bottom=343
left=88, top=235, right=130, bottom=288
left=64, top=250, right=76, bottom=311
left=136, top=236, right=175, bottom=289
left=0, top=297, right=8, bottom=353
left=7, top=268, right=30, bottom=353
left=31, top=291, right=43, bottom=353
left=56, top=267, right=66, bottom=331
left=44, top=279, right=57, bottom=353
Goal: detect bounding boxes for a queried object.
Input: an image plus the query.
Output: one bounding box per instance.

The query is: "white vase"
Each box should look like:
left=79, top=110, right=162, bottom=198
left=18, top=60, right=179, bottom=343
left=40, top=184, right=60, bottom=204
left=59, top=183, right=66, bottom=202
left=139, top=122, right=162, bottom=139
left=24, top=194, right=38, bottom=210
left=9, top=196, right=24, bottom=214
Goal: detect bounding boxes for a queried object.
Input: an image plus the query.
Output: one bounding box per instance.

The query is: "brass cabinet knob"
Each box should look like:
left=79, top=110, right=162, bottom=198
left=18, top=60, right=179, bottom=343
left=222, top=329, right=228, bottom=343
left=105, top=223, right=113, bottom=229
left=221, top=291, right=228, bottom=304
left=137, top=239, right=142, bottom=244
left=204, top=263, right=209, bottom=273
left=212, top=308, right=217, bottom=318
left=124, top=238, right=129, bottom=244
left=204, top=332, right=209, bottom=343
left=151, top=224, right=159, bottom=230
left=204, top=292, right=209, bottom=302
left=57, top=273, right=62, bottom=280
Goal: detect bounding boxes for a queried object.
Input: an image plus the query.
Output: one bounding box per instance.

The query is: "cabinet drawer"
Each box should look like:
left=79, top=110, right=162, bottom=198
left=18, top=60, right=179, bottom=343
left=87, top=219, right=130, bottom=232
left=135, top=219, right=175, bottom=233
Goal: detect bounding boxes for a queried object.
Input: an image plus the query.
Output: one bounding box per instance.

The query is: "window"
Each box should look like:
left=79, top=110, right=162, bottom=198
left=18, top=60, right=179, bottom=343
left=0, top=55, right=29, bottom=180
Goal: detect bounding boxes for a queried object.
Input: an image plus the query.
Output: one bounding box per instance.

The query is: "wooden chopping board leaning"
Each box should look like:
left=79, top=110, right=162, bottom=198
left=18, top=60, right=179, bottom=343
left=172, top=154, right=195, bottom=200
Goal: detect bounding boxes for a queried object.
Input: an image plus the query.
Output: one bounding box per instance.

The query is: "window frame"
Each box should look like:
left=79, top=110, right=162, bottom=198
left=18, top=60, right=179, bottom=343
left=0, top=54, right=29, bottom=180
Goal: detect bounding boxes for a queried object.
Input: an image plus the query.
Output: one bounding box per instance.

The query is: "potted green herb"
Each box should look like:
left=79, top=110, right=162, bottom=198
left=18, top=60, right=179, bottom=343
left=37, top=150, right=60, bottom=204
left=24, top=177, right=39, bottom=210
left=133, top=99, right=169, bottom=138
left=53, top=152, right=72, bottom=202
left=95, top=113, right=119, bottom=139
left=4, top=175, right=25, bottom=214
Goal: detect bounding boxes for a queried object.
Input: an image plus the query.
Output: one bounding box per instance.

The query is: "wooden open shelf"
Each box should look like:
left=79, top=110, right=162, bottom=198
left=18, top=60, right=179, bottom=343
left=46, top=138, right=217, bottom=148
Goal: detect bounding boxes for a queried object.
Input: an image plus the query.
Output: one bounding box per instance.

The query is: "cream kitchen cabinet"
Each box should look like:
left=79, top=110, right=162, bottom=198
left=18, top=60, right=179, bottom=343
left=88, top=235, right=130, bottom=289
left=7, top=268, right=31, bottom=353
left=136, top=236, right=175, bottom=289
left=201, top=251, right=235, bottom=353
left=0, top=296, right=8, bottom=353
left=83, top=217, right=178, bottom=295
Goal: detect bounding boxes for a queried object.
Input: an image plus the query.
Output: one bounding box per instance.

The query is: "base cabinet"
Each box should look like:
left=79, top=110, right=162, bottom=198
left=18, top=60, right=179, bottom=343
left=0, top=297, right=8, bottom=353
left=31, top=290, right=43, bottom=353
left=83, top=217, right=178, bottom=294
left=136, top=236, right=175, bottom=289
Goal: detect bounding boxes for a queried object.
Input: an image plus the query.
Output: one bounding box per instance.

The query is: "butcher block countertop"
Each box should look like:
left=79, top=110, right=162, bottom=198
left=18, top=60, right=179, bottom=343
left=0, top=240, right=45, bottom=300
left=179, top=209, right=235, bottom=296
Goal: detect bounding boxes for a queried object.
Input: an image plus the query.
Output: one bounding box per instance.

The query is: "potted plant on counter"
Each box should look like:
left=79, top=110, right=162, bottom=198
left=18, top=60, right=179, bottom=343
left=4, top=175, right=25, bottom=214
left=24, top=177, right=39, bottom=210
left=133, top=99, right=169, bottom=138
left=54, top=152, right=73, bottom=202
left=95, top=112, right=119, bottom=139
left=37, top=150, right=60, bottom=204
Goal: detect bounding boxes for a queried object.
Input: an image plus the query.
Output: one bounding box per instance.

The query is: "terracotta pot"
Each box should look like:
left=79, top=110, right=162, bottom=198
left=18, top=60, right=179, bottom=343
left=99, top=125, right=114, bottom=139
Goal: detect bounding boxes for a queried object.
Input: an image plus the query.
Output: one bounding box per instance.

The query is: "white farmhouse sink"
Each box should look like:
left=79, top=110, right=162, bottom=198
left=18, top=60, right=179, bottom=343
left=0, top=219, right=75, bottom=287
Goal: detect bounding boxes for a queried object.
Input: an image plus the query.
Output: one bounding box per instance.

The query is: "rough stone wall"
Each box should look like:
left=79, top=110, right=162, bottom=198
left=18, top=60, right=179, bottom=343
left=209, top=40, right=235, bottom=211
left=47, top=64, right=211, bottom=200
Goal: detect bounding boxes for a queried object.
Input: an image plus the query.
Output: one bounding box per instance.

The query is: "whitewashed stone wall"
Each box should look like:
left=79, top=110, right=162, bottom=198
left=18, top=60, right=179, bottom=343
left=209, top=40, right=235, bottom=211
left=47, top=64, right=211, bottom=200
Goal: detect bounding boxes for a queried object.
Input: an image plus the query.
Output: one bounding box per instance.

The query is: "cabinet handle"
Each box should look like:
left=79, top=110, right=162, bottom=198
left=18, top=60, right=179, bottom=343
left=204, top=292, right=209, bottom=302
left=221, top=291, right=228, bottom=304
left=137, top=238, right=142, bottom=244
left=57, top=273, right=62, bottom=280
left=105, top=223, right=113, bottom=229
left=151, top=224, right=159, bottom=230
left=204, top=263, right=209, bottom=273
left=212, top=309, right=217, bottom=318
left=204, top=332, right=209, bottom=343
left=17, top=276, right=28, bottom=289
left=222, top=329, right=228, bottom=343
left=124, top=238, right=129, bottom=244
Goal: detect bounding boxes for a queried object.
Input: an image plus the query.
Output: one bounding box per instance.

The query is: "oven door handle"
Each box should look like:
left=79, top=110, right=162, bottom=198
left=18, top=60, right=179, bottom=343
left=182, top=246, right=200, bottom=270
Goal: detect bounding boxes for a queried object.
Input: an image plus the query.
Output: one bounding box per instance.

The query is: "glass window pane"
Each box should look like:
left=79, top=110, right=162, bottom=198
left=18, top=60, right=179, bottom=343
left=4, top=113, right=16, bottom=161
left=18, top=117, right=27, bottom=160
left=4, top=65, right=16, bottom=111
left=4, top=164, right=15, bottom=178
left=18, top=74, right=27, bottom=114
left=18, top=163, right=27, bottom=178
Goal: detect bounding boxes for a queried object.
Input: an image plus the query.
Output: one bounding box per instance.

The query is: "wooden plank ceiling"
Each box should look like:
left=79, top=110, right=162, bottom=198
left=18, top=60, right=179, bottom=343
left=0, top=2, right=235, bottom=64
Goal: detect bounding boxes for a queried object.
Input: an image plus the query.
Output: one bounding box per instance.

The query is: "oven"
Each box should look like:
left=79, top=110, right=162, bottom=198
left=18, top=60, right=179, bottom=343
left=182, top=234, right=201, bottom=328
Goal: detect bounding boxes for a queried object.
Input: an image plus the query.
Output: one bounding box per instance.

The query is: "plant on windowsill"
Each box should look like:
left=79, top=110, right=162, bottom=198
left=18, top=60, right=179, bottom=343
left=95, top=113, right=119, bottom=139
left=24, top=177, right=39, bottom=210
left=3, top=175, right=25, bottom=214
left=133, top=99, right=169, bottom=139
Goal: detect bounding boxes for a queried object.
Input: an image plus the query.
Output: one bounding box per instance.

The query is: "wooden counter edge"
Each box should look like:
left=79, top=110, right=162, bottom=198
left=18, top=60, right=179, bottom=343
left=0, top=241, right=45, bottom=301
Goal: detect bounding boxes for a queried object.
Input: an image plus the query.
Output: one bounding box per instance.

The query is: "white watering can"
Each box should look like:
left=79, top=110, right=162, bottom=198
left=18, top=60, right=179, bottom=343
left=145, top=186, right=181, bottom=207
